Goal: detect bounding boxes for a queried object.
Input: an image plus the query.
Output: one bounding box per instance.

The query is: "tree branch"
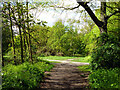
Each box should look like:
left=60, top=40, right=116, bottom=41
left=25, top=32, right=41, bottom=45
left=106, top=10, right=120, bottom=20
left=77, top=2, right=103, bottom=28
left=11, top=8, right=19, bottom=26
left=51, top=1, right=103, bottom=28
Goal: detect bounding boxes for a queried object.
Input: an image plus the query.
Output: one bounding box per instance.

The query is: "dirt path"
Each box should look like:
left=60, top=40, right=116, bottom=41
left=44, top=58, right=89, bottom=65
left=40, top=60, right=90, bottom=89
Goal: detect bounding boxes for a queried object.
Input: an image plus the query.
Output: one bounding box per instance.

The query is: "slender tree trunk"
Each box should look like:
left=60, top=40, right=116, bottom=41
left=21, top=6, right=27, bottom=53
left=8, top=3, right=16, bottom=65
left=25, top=31, right=29, bottom=50
left=2, top=53, right=4, bottom=67
left=1, top=7, right=4, bottom=67
left=17, top=2, right=24, bottom=63
left=26, top=1, right=33, bottom=63
left=18, top=25, right=24, bottom=63
left=23, top=34, right=26, bottom=52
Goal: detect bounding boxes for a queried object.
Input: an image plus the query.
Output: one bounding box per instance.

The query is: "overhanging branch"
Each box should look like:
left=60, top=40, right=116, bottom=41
left=106, top=10, right=120, bottom=20
left=77, top=2, right=103, bottom=28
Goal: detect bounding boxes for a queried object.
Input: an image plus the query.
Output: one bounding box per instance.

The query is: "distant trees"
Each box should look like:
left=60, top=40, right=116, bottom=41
left=30, top=20, right=86, bottom=56
left=45, top=20, right=85, bottom=56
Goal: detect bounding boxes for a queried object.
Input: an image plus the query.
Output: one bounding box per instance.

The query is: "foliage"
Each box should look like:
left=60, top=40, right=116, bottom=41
left=31, top=25, right=50, bottom=56
left=2, top=61, right=53, bottom=89
left=89, top=68, right=120, bottom=88
left=2, top=2, right=44, bottom=65
left=91, top=33, right=120, bottom=70
left=78, top=65, right=91, bottom=72
left=2, top=22, right=11, bottom=54
left=47, top=20, right=85, bottom=56
left=82, top=25, right=100, bottom=55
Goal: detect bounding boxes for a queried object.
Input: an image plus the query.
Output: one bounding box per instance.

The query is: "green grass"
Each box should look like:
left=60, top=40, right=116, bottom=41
left=47, top=61, right=61, bottom=63
left=78, top=65, right=91, bottom=72
left=71, top=56, right=91, bottom=63
left=38, top=56, right=79, bottom=60
left=38, top=56, right=91, bottom=63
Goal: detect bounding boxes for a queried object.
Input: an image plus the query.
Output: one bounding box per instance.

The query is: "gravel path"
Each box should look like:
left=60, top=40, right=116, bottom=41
left=40, top=60, right=90, bottom=89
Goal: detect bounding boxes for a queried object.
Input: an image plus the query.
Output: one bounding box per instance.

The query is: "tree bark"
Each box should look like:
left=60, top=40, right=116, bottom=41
left=17, top=2, right=24, bottom=63
left=99, top=2, right=107, bottom=33
left=8, top=3, right=16, bottom=65
left=21, top=5, right=27, bottom=53
left=26, top=1, right=33, bottom=63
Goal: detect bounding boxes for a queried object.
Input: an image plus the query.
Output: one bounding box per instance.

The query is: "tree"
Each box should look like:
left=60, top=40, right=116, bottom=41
left=8, top=2, right=16, bottom=64
left=31, top=25, right=49, bottom=56
left=2, top=2, right=38, bottom=65
left=26, top=1, right=33, bottom=63
left=47, top=20, right=66, bottom=55
left=2, top=2, right=17, bottom=65
left=54, top=1, right=120, bottom=34
left=77, top=1, right=120, bottom=33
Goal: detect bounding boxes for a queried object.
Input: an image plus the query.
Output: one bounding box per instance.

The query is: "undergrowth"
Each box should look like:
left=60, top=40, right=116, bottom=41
left=2, top=61, right=53, bottom=90
left=89, top=68, right=120, bottom=88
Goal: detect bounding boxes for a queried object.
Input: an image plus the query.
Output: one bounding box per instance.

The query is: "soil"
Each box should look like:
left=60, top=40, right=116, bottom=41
left=40, top=60, right=90, bottom=90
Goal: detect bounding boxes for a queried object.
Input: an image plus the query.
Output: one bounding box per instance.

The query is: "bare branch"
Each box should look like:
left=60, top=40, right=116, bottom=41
left=106, top=5, right=119, bottom=9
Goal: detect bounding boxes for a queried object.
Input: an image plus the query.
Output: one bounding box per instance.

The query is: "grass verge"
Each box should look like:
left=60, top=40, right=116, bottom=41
left=38, top=56, right=79, bottom=60
left=78, top=65, right=91, bottom=72
left=71, top=56, right=91, bottom=63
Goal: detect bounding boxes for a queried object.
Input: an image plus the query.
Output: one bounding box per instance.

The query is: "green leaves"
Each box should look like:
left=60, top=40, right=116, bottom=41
left=2, top=61, right=53, bottom=89
left=46, top=20, right=84, bottom=56
left=91, top=33, right=120, bottom=70
left=89, top=68, right=120, bottom=88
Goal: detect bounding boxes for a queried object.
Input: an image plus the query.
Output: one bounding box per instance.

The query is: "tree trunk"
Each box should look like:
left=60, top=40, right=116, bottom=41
left=21, top=5, right=27, bottom=54
left=18, top=25, right=24, bottom=63
left=8, top=3, right=16, bottom=65
left=26, top=1, right=33, bottom=63
left=17, top=2, right=24, bottom=63
left=99, top=2, right=107, bottom=33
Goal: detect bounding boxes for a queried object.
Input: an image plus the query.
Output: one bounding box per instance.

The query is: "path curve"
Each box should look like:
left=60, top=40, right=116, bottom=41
left=45, top=59, right=89, bottom=65
left=40, top=60, right=90, bottom=89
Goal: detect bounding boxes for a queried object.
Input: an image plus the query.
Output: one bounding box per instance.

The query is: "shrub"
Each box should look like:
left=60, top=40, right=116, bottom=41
left=2, top=62, right=53, bottom=89
left=91, top=33, right=120, bottom=70
left=73, top=54, right=84, bottom=57
left=89, top=68, right=120, bottom=88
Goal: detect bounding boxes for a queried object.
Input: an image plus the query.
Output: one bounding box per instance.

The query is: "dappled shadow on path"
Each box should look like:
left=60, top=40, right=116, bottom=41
left=40, top=63, right=90, bottom=89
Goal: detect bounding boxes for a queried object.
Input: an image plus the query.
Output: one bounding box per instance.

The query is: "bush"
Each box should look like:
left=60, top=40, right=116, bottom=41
left=89, top=68, right=120, bottom=88
left=2, top=62, right=53, bottom=89
left=91, top=33, right=120, bottom=70
left=73, top=54, right=84, bottom=57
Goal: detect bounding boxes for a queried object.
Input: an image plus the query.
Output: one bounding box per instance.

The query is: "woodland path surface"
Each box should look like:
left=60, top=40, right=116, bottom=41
left=40, top=59, right=90, bottom=89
